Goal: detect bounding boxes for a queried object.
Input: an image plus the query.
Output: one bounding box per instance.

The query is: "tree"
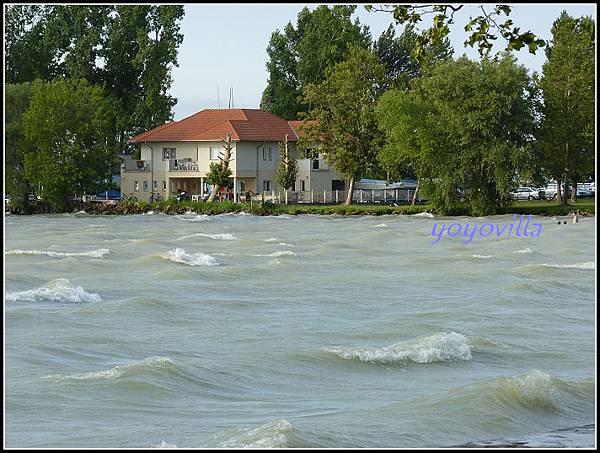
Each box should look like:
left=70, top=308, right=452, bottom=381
left=374, top=24, right=453, bottom=90
left=22, top=79, right=118, bottom=210
left=260, top=5, right=372, bottom=120
left=299, top=46, right=387, bottom=205
left=5, top=5, right=185, bottom=155
left=376, top=55, right=538, bottom=216
left=539, top=12, right=595, bottom=204
left=366, top=4, right=546, bottom=63
left=207, top=133, right=235, bottom=203
left=276, top=134, right=298, bottom=204
left=5, top=82, right=36, bottom=211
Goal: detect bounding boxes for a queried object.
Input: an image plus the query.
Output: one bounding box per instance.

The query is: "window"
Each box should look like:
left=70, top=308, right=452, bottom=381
left=134, top=181, right=139, bottom=191
left=300, top=180, right=305, bottom=191
left=332, top=180, right=345, bottom=191
left=239, top=180, right=245, bottom=192
left=143, top=181, right=148, bottom=192
left=210, top=147, right=221, bottom=160
left=162, top=148, right=176, bottom=160
left=153, top=180, right=158, bottom=190
left=312, top=159, right=320, bottom=170
left=263, top=180, right=271, bottom=192
left=162, top=181, right=167, bottom=191
left=263, top=146, right=273, bottom=161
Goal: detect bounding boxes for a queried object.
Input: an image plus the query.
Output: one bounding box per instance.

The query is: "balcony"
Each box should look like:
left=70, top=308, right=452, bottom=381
left=122, top=160, right=151, bottom=172
left=169, top=159, right=198, bottom=171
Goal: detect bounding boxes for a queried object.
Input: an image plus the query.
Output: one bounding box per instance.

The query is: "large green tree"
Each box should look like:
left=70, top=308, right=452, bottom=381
left=299, top=46, right=387, bottom=205
left=377, top=55, right=538, bottom=216
left=22, top=79, right=118, bottom=210
left=260, top=5, right=371, bottom=120
left=539, top=12, right=595, bottom=204
left=5, top=5, right=185, bottom=155
left=5, top=82, right=36, bottom=211
left=374, top=24, right=453, bottom=90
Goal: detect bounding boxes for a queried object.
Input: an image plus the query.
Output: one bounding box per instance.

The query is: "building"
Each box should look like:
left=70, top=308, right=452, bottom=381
left=122, top=109, right=343, bottom=202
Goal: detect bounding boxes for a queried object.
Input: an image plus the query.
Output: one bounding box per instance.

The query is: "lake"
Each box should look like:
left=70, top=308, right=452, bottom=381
left=4, top=212, right=595, bottom=448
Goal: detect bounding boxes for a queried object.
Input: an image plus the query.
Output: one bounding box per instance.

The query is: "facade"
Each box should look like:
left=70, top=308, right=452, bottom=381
left=122, top=109, right=343, bottom=202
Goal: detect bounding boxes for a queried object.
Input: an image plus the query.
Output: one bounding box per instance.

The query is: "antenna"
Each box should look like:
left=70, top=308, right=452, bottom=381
left=232, top=85, right=235, bottom=108
left=217, top=84, right=220, bottom=109
left=228, top=86, right=231, bottom=109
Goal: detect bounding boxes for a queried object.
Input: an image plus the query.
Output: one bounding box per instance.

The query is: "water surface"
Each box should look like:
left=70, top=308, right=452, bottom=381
left=4, top=212, right=595, bottom=447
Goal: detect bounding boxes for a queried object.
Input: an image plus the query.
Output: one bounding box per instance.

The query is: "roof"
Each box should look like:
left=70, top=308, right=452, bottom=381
left=287, top=120, right=315, bottom=139
left=129, top=109, right=299, bottom=143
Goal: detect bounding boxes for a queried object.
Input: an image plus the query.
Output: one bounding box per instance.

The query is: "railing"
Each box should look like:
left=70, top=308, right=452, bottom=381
left=246, top=189, right=421, bottom=204
left=169, top=160, right=198, bottom=171
left=122, top=160, right=151, bottom=172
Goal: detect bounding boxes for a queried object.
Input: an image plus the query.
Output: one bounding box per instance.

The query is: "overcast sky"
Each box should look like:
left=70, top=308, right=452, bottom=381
left=170, top=3, right=597, bottom=120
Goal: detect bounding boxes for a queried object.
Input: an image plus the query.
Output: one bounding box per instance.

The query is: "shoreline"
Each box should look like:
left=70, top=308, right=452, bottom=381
left=5, top=198, right=595, bottom=217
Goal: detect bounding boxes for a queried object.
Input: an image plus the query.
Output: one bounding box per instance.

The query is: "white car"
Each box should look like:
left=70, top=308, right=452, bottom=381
left=510, top=187, right=545, bottom=201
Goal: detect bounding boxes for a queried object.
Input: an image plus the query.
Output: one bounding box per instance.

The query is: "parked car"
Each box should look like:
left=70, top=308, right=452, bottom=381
left=510, top=187, right=545, bottom=201
left=576, top=187, right=594, bottom=198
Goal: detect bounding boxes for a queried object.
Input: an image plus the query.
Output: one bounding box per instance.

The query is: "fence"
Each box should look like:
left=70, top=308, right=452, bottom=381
left=246, top=188, right=421, bottom=205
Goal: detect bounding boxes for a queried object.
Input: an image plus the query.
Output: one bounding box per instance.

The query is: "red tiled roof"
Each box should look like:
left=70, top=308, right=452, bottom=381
left=129, top=109, right=298, bottom=143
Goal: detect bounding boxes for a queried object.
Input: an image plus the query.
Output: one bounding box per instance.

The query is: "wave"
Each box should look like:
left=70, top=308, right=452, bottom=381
left=151, top=440, right=177, bottom=448
left=176, top=214, right=209, bottom=222
left=5, top=248, right=110, bottom=258
left=42, top=356, right=175, bottom=381
left=470, top=254, right=494, bottom=259
left=370, top=223, right=388, bottom=228
left=513, top=247, right=533, bottom=254
left=254, top=250, right=297, bottom=257
left=264, top=238, right=279, bottom=242
left=413, top=212, right=435, bottom=218
left=539, top=261, right=594, bottom=270
left=177, top=233, right=237, bottom=241
left=5, top=278, right=101, bottom=303
left=217, top=419, right=294, bottom=448
left=323, top=332, right=472, bottom=365
left=161, top=248, right=219, bottom=267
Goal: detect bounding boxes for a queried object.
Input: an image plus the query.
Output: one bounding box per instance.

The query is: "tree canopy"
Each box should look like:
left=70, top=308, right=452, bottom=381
left=377, top=55, right=538, bottom=215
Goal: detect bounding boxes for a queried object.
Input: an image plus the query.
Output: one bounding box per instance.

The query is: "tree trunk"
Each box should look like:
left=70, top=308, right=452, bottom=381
left=207, top=185, right=219, bottom=203
left=562, top=143, right=569, bottom=205
left=344, top=178, right=355, bottom=205
left=411, top=180, right=420, bottom=206
left=556, top=174, right=563, bottom=204
left=570, top=180, right=577, bottom=203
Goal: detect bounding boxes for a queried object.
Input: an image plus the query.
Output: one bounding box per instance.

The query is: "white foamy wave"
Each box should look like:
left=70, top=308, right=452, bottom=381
left=413, top=212, right=435, bottom=218
left=151, top=440, right=177, bottom=448
left=323, top=332, right=472, bottom=364
left=6, top=278, right=101, bottom=303
left=74, top=210, right=88, bottom=215
left=508, top=370, right=558, bottom=408
left=514, top=247, right=534, bottom=254
left=254, top=250, right=297, bottom=257
left=471, top=254, right=494, bottom=259
left=161, top=248, right=219, bottom=267
left=264, top=238, right=279, bottom=243
left=218, top=419, right=294, bottom=448
left=177, top=233, right=237, bottom=241
left=42, top=356, right=174, bottom=381
left=370, top=223, right=388, bottom=228
left=177, top=214, right=209, bottom=222
left=540, top=261, right=594, bottom=270
left=6, top=248, right=110, bottom=258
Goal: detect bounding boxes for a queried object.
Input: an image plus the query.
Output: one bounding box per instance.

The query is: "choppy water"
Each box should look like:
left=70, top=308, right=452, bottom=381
left=4, top=212, right=596, bottom=448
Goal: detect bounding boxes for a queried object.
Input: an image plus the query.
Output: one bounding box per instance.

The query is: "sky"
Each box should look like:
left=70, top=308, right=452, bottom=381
left=170, top=3, right=597, bottom=120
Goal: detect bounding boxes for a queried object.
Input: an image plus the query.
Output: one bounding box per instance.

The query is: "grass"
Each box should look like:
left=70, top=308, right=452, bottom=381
left=106, top=197, right=595, bottom=217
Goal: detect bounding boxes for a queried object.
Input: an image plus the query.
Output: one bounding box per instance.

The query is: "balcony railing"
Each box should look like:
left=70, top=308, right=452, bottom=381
left=169, top=160, right=198, bottom=171
left=122, top=160, right=151, bottom=172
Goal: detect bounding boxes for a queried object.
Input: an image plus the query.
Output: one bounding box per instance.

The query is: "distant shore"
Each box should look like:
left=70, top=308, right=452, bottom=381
left=5, top=198, right=595, bottom=217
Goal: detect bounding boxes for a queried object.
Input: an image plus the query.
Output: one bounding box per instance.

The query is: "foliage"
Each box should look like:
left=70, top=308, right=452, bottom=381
left=206, top=162, right=233, bottom=190
left=538, top=12, right=595, bottom=203
left=260, top=5, right=371, bottom=119
left=299, top=46, right=388, bottom=204
left=376, top=55, right=538, bottom=216
left=366, top=4, right=546, bottom=63
left=22, top=79, right=118, bottom=209
left=374, top=24, right=453, bottom=90
left=5, top=5, right=185, bottom=155
left=276, top=136, right=298, bottom=191
left=5, top=82, right=36, bottom=209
